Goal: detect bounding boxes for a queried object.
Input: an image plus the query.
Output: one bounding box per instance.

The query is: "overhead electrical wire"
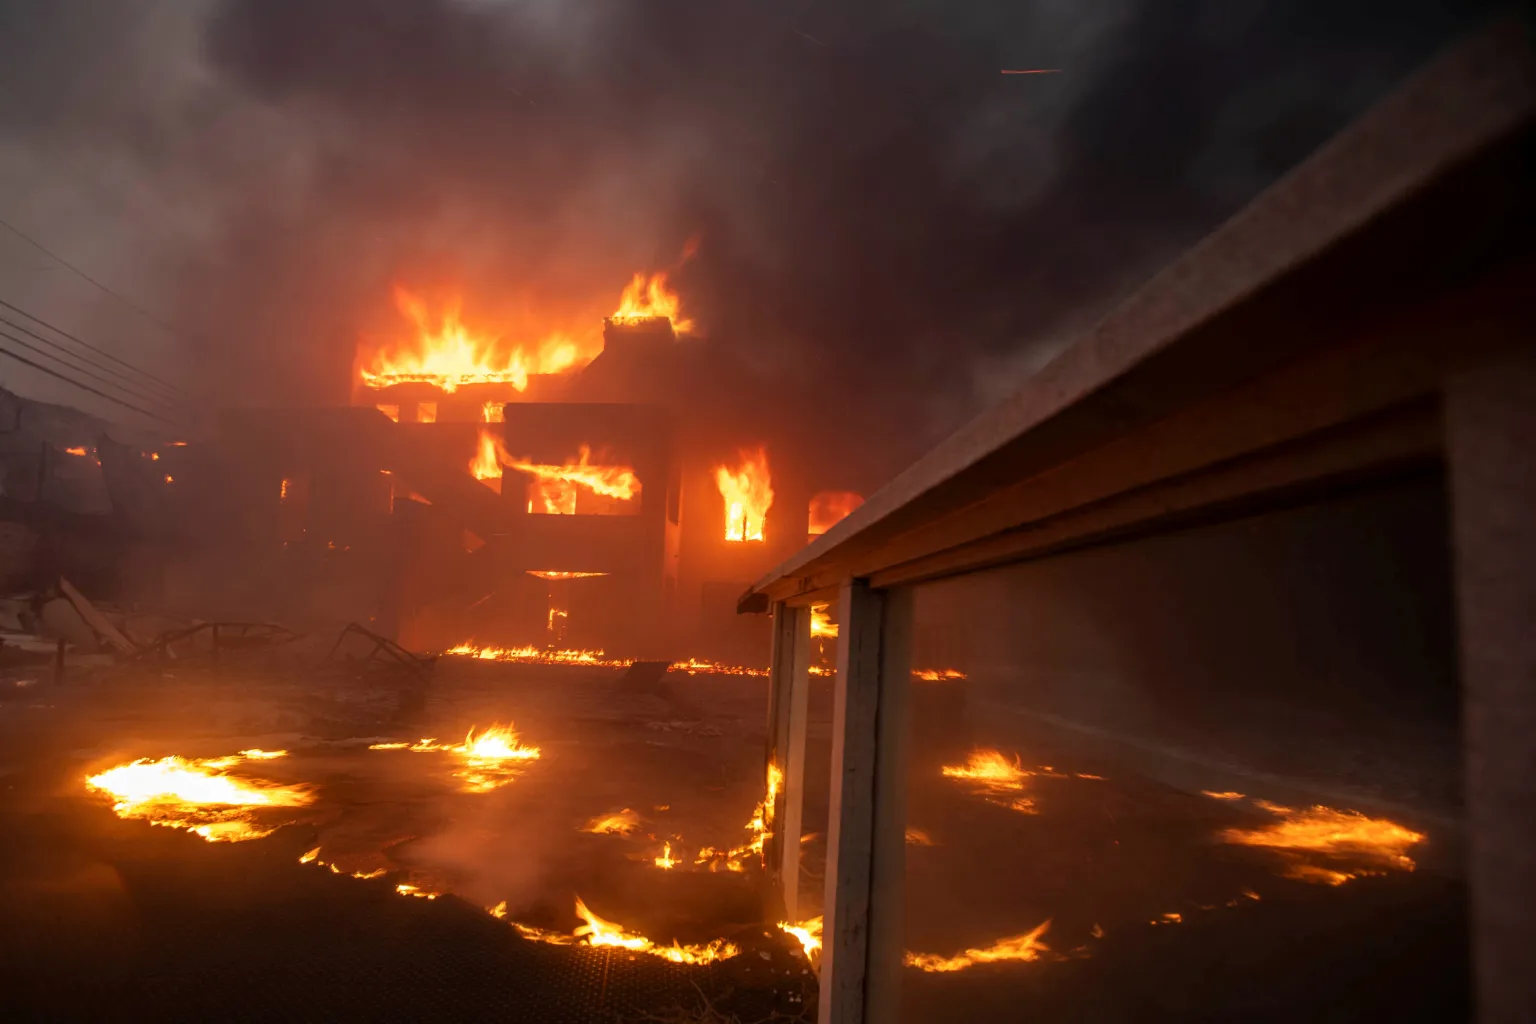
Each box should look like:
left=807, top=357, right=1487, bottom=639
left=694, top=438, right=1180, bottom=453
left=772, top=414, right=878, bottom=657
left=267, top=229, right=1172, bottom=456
left=0, top=215, right=199, bottom=357
left=0, top=312, right=185, bottom=412
left=0, top=296, right=191, bottom=403
left=0, top=326, right=183, bottom=426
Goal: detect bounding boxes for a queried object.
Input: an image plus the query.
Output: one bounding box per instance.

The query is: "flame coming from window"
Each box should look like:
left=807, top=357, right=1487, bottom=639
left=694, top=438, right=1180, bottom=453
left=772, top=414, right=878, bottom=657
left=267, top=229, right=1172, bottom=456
left=359, top=287, right=587, bottom=394
left=1220, top=799, right=1425, bottom=885
left=715, top=446, right=773, bottom=542
left=808, top=490, right=864, bottom=536
left=84, top=750, right=312, bottom=842
left=904, top=920, right=1052, bottom=973
left=470, top=428, right=505, bottom=494
left=610, top=272, right=693, bottom=332
left=506, top=445, right=640, bottom=515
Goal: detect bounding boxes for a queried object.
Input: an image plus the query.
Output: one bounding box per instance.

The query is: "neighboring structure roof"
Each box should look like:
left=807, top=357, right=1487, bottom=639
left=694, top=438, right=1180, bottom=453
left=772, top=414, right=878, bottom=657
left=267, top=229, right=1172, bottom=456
left=741, top=15, right=1536, bottom=609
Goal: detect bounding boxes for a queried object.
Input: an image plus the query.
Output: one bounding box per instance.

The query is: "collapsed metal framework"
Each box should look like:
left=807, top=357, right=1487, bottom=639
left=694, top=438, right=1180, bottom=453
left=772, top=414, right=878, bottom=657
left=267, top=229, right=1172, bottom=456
left=742, top=20, right=1534, bottom=1024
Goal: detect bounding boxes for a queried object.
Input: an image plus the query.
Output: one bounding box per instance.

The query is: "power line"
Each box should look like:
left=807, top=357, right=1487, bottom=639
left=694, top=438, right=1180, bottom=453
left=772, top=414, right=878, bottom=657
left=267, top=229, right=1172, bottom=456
left=0, top=312, right=186, bottom=411
left=0, top=215, right=197, bottom=354
left=0, top=327, right=183, bottom=427
left=0, top=294, right=192, bottom=402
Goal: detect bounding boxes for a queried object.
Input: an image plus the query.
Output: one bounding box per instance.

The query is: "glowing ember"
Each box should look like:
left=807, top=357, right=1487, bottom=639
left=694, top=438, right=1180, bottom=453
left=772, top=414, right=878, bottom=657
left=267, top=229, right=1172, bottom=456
left=470, top=428, right=505, bottom=494
left=489, top=900, right=508, bottom=919
left=653, top=841, right=677, bottom=869
left=64, top=446, right=88, bottom=457
left=396, top=883, right=440, bottom=900
left=85, top=750, right=312, bottom=842
left=905, top=827, right=936, bottom=846
left=807, top=490, right=864, bottom=536
left=526, top=570, right=609, bottom=580
left=584, top=808, right=642, bottom=835
left=1203, top=790, right=1246, bottom=800
left=359, top=287, right=587, bottom=394
left=610, top=272, right=693, bottom=332
left=913, top=668, right=967, bottom=682
left=810, top=604, right=838, bottom=638
left=715, top=446, right=773, bottom=542
left=778, top=916, right=823, bottom=959
left=942, top=749, right=1035, bottom=813
left=506, top=445, right=640, bottom=515
left=1220, top=800, right=1424, bottom=885
left=369, top=723, right=540, bottom=792
left=298, top=846, right=320, bottom=863
left=904, top=920, right=1052, bottom=973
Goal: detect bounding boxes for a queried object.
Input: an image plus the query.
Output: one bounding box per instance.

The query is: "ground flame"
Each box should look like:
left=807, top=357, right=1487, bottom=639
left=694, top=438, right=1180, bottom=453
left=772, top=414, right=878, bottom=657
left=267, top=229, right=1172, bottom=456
left=904, top=920, right=1052, bottom=973
left=942, top=749, right=1035, bottom=813
left=369, top=723, right=540, bottom=792
left=85, top=750, right=312, bottom=842
left=1220, top=800, right=1425, bottom=885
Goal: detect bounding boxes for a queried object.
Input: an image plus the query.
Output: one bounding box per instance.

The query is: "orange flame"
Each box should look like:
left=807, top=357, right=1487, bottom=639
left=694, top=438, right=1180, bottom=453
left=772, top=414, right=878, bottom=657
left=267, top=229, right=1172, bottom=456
left=610, top=272, right=693, bottom=332
left=942, top=749, right=1036, bottom=813
left=368, top=723, right=540, bottom=792
left=808, top=490, right=864, bottom=536
left=913, top=668, right=967, bottom=681
left=470, top=428, right=504, bottom=494
left=64, top=445, right=88, bottom=457
left=715, top=446, right=773, bottom=542
left=778, top=916, right=823, bottom=959
left=359, top=287, right=587, bottom=394
left=1220, top=800, right=1424, bottom=885
left=84, top=750, right=312, bottom=843
left=506, top=445, right=640, bottom=515
left=810, top=604, right=838, bottom=638
left=904, top=920, right=1052, bottom=973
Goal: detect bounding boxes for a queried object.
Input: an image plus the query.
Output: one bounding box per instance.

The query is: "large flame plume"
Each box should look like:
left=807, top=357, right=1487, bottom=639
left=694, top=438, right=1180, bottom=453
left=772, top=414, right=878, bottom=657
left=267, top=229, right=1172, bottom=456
left=610, top=272, right=693, bottom=332
left=85, top=749, right=312, bottom=842
left=470, top=428, right=505, bottom=493
left=368, top=723, right=540, bottom=792
left=360, top=287, right=587, bottom=394
left=715, top=446, right=774, bottom=542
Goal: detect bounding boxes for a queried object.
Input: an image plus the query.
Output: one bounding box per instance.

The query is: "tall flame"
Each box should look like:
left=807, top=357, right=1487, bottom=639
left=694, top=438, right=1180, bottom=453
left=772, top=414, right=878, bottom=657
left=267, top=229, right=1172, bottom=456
left=610, top=272, right=693, bottom=332
left=715, top=446, right=774, bottom=542
left=470, top=428, right=504, bottom=494
left=359, top=287, right=587, bottom=394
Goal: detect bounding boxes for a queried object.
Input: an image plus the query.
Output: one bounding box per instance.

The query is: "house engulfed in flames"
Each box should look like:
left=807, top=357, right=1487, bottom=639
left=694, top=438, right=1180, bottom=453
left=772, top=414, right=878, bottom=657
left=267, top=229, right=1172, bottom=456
left=188, top=272, right=865, bottom=661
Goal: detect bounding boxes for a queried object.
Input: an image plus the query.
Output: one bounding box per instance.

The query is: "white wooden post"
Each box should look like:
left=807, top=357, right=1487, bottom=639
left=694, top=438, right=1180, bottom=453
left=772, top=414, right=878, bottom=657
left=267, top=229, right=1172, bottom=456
left=1446, top=349, right=1536, bottom=1024
left=818, top=580, right=912, bottom=1024
left=765, top=601, right=812, bottom=919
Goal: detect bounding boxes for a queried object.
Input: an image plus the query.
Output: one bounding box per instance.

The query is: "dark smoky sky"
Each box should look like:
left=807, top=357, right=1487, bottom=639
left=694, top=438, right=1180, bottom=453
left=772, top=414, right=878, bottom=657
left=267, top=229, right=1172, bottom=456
left=0, top=0, right=1494, bottom=480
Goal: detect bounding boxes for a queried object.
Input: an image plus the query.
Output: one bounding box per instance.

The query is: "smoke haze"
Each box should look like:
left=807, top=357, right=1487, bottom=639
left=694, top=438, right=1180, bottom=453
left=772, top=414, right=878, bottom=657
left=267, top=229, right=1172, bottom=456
left=0, top=0, right=1491, bottom=481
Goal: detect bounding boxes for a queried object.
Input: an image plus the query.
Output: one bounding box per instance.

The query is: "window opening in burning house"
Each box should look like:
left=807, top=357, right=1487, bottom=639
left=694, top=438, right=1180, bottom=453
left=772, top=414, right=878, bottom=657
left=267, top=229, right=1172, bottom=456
left=416, top=401, right=437, bottom=424
left=715, top=446, right=773, bottom=542
left=808, top=489, right=863, bottom=540
left=376, top=403, right=400, bottom=423
left=895, top=479, right=1464, bottom=1022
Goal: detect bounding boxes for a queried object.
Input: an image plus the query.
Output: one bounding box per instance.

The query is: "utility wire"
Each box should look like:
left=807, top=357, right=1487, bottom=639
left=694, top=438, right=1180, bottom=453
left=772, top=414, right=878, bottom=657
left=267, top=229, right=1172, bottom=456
left=0, top=215, right=198, bottom=356
left=0, top=327, right=183, bottom=426
left=0, top=295, right=192, bottom=402
left=0, top=313, right=185, bottom=411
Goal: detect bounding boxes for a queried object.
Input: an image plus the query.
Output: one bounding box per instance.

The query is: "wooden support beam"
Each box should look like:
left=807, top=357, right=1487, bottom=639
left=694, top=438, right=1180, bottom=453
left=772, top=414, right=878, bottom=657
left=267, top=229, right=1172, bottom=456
left=765, top=602, right=812, bottom=919
left=1446, top=349, right=1536, bottom=1024
left=819, top=580, right=912, bottom=1024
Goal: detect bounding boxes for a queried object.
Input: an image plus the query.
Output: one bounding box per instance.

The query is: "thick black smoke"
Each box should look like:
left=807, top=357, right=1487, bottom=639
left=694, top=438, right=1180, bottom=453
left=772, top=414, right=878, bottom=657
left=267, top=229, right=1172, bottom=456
left=0, top=0, right=1493, bottom=482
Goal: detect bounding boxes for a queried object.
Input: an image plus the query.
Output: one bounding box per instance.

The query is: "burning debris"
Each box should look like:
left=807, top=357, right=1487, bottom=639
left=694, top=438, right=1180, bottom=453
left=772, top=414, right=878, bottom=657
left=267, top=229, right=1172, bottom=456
left=85, top=749, right=313, bottom=842
left=583, top=808, right=643, bottom=835
left=367, top=723, right=540, bottom=792
left=941, top=749, right=1036, bottom=813
left=904, top=919, right=1053, bottom=973
left=1216, top=797, right=1425, bottom=885
left=515, top=897, right=738, bottom=966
